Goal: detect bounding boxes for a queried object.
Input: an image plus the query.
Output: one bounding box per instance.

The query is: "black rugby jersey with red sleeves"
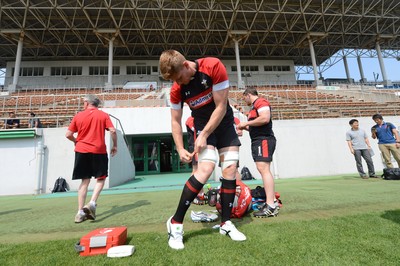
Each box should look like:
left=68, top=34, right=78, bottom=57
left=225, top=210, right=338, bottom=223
left=170, top=57, right=233, bottom=124
left=247, top=97, right=274, bottom=139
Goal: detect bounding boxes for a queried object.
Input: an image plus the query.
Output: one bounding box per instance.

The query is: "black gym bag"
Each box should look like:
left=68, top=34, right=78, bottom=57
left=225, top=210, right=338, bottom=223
left=382, top=168, right=400, bottom=180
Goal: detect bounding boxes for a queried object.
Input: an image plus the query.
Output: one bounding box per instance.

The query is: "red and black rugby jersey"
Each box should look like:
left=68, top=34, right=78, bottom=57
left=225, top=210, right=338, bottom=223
left=247, top=97, right=274, bottom=139
left=170, top=57, right=233, bottom=123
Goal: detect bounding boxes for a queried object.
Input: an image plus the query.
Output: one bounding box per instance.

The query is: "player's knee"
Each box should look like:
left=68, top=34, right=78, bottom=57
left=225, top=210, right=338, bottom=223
left=220, top=150, right=239, bottom=171
left=198, top=149, right=217, bottom=164
left=196, top=163, right=216, bottom=178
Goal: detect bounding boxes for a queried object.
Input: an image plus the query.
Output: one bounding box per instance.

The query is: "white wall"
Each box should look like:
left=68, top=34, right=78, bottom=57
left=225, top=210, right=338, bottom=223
left=0, top=132, right=41, bottom=195
left=104, top=107, right=389, bottom=180
left=0, top=122, right=135, bottom=196
left=272, top=117, right=386, bottom=178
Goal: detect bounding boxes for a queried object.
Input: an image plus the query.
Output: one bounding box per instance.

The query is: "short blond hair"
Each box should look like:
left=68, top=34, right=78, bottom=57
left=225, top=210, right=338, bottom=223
left=159, top=50, right=186, bottom=80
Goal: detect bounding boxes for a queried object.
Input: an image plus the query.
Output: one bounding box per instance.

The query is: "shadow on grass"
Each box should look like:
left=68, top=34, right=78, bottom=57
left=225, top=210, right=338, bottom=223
left=381, top=209, right=400, bottom=225
left=344, top=175, right=362, bottom=180
left=120, top=177, right=146, bottom=185
left=93, top=200, right=151, bottom=222
left=126, top=235, right=134, bottom=244
left=0, top=208, right=31, bottom=216
left=185, top=227, right=215, bottom=242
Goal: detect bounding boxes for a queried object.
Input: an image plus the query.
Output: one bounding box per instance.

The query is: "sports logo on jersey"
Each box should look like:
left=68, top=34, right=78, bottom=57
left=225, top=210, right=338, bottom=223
left=201, top=79, right=209, bottom=89
left=185, top=91, right=191, bottom=96
left=189, top=92, right=213, bottom=109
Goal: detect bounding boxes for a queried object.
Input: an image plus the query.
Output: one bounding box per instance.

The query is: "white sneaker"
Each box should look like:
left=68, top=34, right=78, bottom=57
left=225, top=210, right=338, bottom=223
left=190, top=211, right=218, bottom=222
left=166, top=216, right=184, bottom=250
left=219, top=220, right=246, bottom=241
left=274, top=200, right=281, bottom=210
left=83, top=204, right=96, bottom=220
left=74, top=212, right=87, bottom=223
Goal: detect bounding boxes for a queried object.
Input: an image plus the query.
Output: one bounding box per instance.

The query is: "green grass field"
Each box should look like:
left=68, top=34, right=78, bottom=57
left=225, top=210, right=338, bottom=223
left=1, top=174, right=399, bottom=265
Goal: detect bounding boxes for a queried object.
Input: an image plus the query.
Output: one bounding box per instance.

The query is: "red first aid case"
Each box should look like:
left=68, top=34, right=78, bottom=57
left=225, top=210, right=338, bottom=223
left=75, top=227, right=127, bottom=256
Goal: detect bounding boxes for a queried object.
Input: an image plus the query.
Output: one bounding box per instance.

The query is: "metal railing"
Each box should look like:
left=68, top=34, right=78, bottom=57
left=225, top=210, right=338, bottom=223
left=108, top=113, right=134, bottom=161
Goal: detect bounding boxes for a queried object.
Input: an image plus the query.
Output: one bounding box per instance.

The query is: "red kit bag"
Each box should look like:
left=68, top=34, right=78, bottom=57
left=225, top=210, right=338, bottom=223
left=216, top=180, right=252, bottom=218
left=75, top=227, right=127, bottom=256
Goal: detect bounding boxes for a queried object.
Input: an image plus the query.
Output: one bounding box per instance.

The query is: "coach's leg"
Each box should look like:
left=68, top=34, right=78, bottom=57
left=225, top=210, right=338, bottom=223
left=78, top=178, right=90, bottom=211
left=388, top=144, right=400, bottom=168
left=82, top=177, right=106, bottom=221
left=379, top=144, right=393, bottom=168
left=361, top=149, right=375, bottom=177
left=75, top=178, right=90, bottom=223
left=90, top=177, right=105, bottom=203
left=354, top=150, right=366, bottom=177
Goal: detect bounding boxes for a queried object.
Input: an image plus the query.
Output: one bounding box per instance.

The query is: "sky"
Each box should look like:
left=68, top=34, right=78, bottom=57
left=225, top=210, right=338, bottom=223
left=300, top=57, right=400, bottom=83
left=1, top=56, right=399, bottom=86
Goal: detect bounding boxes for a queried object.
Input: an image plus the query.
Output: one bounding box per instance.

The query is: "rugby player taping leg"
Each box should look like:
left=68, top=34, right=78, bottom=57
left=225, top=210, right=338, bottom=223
left=197, top=148, right=218, bottom=164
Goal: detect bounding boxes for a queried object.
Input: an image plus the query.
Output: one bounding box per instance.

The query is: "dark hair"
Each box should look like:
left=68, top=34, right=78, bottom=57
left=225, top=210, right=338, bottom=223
left=243, top=87, right=258, bottom=96
left=349, top=119, right=358, bottom=125
left=372, top=114, right=383, bottom=120
left=30, top=112, right=36, bottom=117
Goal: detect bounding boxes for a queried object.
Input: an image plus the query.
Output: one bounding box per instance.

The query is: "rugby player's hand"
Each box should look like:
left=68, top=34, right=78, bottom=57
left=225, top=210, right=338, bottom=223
left=237, top=122, right=248, bottom=130
left=194, top=135, right=207, bottom=154
left=178, top=148, right=193, bottom=163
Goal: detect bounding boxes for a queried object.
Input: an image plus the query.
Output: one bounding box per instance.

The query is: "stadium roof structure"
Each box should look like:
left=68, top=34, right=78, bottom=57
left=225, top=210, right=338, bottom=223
left=0, top=0, right=399, bottom=70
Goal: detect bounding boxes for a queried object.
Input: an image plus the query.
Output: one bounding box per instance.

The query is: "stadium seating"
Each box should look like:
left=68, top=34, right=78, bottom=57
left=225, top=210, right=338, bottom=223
left=0, top=87, right=163, bottom=127
left=2, top=85, right=400, bottom=127
left=228, top=85, right=400, bottom=120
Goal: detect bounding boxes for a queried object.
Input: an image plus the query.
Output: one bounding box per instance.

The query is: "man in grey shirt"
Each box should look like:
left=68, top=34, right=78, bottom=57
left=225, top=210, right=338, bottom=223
left=346, top=119, right=377, bottom=179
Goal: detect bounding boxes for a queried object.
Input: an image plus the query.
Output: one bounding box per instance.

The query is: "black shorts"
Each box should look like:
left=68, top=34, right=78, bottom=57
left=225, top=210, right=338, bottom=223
left=251, top=136, right=276, bottom=162
left=72, top=152, right=109, bottom=180
left=194, top=118, right=241, bottom=149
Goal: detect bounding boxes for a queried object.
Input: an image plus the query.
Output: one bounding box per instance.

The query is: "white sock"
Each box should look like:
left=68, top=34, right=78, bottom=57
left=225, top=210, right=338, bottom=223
left=90, top=201, right=96, bottom=207
left=78, top=210, right=85, bottom=215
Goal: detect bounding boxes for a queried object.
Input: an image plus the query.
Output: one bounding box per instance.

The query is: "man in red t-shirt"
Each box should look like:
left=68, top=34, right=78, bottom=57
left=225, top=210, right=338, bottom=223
left=66, top=94, right=117, bottom=223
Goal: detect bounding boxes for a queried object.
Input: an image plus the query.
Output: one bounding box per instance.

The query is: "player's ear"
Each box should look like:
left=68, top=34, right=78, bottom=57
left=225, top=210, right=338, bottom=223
left=182, top=60, right=190, bottom=69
